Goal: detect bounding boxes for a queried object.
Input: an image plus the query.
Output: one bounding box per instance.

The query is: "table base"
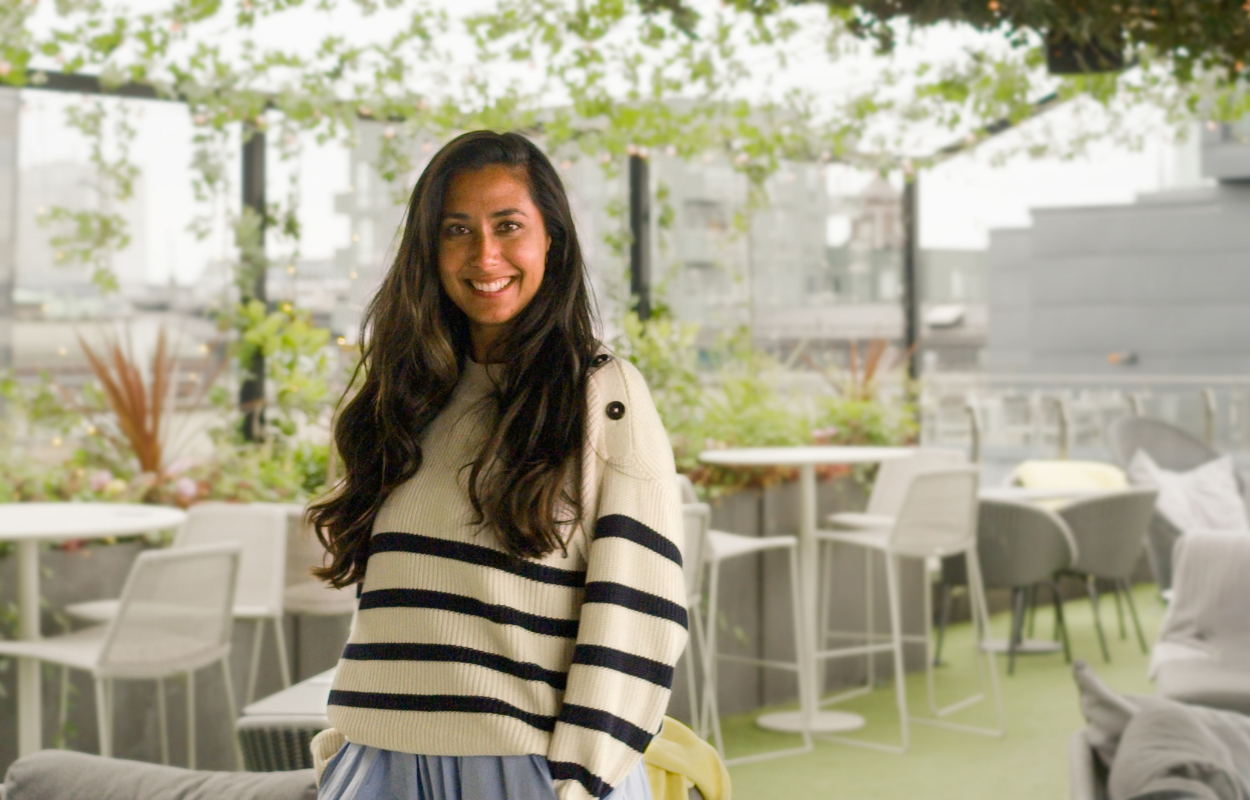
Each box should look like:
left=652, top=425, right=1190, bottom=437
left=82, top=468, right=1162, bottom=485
left=757, top=709, right=866, bottom=734
left=979, top=638, right=1063, bottom=655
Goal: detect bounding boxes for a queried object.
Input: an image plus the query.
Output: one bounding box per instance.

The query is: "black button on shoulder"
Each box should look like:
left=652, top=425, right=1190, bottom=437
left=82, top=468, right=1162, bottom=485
left=605, top=401, right=626, bottom=420
left=593, top=353, right=611, bottom=366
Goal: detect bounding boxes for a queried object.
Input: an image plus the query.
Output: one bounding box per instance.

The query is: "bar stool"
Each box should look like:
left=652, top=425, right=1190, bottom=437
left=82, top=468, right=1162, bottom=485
left=815, top=467, right=1005, bottom=753
left=819, top=448, right=966, bottom=697
left=677, top=475, right=812, bottom=764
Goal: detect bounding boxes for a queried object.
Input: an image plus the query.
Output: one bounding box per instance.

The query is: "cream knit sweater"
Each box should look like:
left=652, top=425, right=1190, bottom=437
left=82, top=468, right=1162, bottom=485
left=324, top=352, right=687, bottom=800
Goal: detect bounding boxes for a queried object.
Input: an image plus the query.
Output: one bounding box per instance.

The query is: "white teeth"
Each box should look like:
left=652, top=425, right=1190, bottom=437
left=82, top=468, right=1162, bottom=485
left=470, top=277, right=513, bottom=293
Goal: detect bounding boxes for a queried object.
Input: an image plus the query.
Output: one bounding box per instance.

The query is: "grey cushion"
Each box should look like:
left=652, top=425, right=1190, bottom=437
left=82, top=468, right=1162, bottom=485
left=1073, top=660, right=1168, bottom=766
left=1156, top=659, right=1250, bottom=717
left=3, top=750, right=317, bottom=800
left=1110, top=704, right=1250, bottom=800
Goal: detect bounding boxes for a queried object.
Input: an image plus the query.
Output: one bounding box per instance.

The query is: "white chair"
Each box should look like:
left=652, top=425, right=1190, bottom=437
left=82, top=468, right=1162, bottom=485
left=825, top=447, right=967, bottom=531
left=677, top=475, right=812, bottom=764
left=67, top=503, right=291, bottom=705
left=0, top=543, right=242, bottom=768
left=819, top=448, right=966, bottom=698
left=281, top=507, right=356, bottom=681
left=814, top=466, right=1005, bottom=753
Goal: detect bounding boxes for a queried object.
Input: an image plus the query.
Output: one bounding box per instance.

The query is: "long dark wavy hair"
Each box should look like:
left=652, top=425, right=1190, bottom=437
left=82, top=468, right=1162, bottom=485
left=309, top=131, right=599, bottom=588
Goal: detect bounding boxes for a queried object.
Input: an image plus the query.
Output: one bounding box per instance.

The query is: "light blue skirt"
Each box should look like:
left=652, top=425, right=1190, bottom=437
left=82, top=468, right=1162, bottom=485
left=318, top=743, right=654, bottom=800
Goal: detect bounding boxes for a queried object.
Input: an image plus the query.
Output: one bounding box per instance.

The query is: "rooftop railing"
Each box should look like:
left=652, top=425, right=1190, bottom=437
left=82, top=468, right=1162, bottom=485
left=919, top=373, right=1250, bottom=482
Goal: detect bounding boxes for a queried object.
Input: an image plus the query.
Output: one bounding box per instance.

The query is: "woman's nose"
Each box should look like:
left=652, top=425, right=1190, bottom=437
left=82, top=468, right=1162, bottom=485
left=473, top=231, right=502, bottom=266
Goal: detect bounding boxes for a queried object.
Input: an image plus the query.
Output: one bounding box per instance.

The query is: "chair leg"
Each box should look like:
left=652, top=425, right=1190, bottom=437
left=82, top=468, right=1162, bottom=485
left=1087, top=576, right=1111, bottom=663
left=272, top=616, right=293, bottom=689
left=701, top=559, right=724, bottom=758
left=933, top=581, right=952, bottom=667
left=1111, top=579, right=1127, bottom=640
left=683, top=637, right=700, bottom=731
left=1051, top=582, right=1072, bottom=663
left=1119, top=579, right=1148, bottom=654
left=94, top=677, right=112, bottom=758
left=246, top=618, right=265, bottom=705
left=156, top=677, right=170, bottom=765
left=1008, top=588, right=1026, bottom=676
left=884, top=553, right=909, bottom=754
left=965, top=550, right=1006, bottom=735
left=186, top=670, right=196, bottom=770
left=221, top=658, right=244, bottom=771
left=1026, top=584, right=1038, bottom=639
left=865, top=547, right=876, bottom=688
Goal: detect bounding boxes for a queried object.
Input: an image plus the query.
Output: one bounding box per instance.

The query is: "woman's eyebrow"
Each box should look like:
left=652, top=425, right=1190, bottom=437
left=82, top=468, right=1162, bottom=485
left=441, top=208, right=528, bottom=221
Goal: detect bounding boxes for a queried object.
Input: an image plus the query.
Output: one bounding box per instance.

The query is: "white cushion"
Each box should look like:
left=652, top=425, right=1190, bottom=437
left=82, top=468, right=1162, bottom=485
left=1127, top=450, right=1249, bottom=534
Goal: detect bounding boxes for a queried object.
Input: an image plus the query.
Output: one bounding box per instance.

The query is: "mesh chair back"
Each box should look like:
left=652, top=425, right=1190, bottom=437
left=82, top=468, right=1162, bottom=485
left=1108, top=418, right=1220, bottom=474
left=99, top=542, right=240, bottom=678
left=866, top=448, right=967, bottom=517
left=676, top=474, right=699, bottom=504
left=974, top=499, right=1077, bottom=589
left=888, top=466, right=980, bottom=558
left=175, top=502, right=289, bottom=617
left=1059, top=488, right=1159, bottom=579
left=676, top=476, right=710, bottom=602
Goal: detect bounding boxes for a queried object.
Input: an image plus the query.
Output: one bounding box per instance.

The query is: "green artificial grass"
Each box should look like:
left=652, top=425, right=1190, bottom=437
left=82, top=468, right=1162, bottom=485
left=721, top=584, right=1164, bottom=800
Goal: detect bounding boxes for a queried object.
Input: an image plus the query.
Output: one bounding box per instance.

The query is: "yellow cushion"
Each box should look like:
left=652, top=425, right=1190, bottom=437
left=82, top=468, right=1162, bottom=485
left=1011, top=460, right=1128, bottom=491
left=645, top=717, right=732, bottom=800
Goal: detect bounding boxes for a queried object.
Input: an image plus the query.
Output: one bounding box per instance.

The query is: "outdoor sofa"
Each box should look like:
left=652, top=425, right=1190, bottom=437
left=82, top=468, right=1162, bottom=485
left=0, top=749, right=316, bottom=800
left=1069, top=660, right=1250, bottom=799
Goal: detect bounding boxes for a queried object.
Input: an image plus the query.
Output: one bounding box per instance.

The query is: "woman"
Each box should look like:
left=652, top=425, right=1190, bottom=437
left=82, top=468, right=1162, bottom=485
left=308, top=130, right=688, bottom=800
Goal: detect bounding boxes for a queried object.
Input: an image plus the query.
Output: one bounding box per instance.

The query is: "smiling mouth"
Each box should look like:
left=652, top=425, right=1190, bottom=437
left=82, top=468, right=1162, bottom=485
left=469, top=277, right=516, bottom=294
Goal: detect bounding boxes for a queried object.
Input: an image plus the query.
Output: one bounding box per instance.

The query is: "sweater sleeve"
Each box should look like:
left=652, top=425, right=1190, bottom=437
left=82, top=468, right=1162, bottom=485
left=547, top=358, right=689, bottom=800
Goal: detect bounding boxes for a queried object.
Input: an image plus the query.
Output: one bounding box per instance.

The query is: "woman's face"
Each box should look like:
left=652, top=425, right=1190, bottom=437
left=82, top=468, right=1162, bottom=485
left=437, top=164, right=551, bottom=361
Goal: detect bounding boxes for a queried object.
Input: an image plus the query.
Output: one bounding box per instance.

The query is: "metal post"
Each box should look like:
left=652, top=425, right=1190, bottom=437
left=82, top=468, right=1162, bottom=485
left=901, top=174, right=920, bottom=380
left=1049, top=396, right=1070, bottom=460
left=628, top=154, right=651, bottom=321
left=964, top=402, right=982, bottom=464
left=0, top=88, right=17, bottom=370
left=1202, top=388, right=1217, bottom=446
left=240, top=124, right=267, bottom=441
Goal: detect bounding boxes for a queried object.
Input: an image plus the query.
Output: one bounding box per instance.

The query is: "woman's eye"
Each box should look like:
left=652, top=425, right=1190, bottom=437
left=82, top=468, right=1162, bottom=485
left=445, top=224, right=469, bottom=236
left=498, top=221, right=520, bottom=233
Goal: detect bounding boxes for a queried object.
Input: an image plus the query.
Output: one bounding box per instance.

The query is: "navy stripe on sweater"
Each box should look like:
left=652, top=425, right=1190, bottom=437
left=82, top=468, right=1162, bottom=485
left=341, top=642, right=568, bottom=690
left=571, top=644, right=673, bottom=688
left=594, top=515, right=683, bottom=567
left=327, top=691, right=555, bottom=732
left=583, top=582, right=688, bottom=628
left=370, top=532, right=586, bottom=587
left=358, top=588, right=580, bottom=638
left=558, top=703, right=655, bottom=752
left=548, top=760, right=613, bottom=799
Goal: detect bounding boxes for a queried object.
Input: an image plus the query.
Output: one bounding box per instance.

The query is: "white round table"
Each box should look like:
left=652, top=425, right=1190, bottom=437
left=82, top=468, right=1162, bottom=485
left=0, top=502, right=187, bottom=756
left=698, top=446, right=914, bottom=735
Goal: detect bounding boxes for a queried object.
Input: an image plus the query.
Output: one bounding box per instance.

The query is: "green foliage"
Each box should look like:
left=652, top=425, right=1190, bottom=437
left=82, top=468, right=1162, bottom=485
left=813, top=396, right=916, bottom=448
left=233, top=299, right=332, bottom=437
left=617, top=311, right=913, bottom=498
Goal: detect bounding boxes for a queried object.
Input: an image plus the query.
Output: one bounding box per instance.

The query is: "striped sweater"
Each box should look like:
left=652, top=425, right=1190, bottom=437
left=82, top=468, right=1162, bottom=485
left=325, top=352, right=688, bottom=800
